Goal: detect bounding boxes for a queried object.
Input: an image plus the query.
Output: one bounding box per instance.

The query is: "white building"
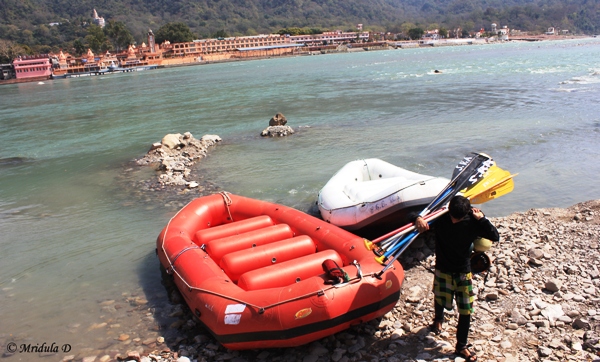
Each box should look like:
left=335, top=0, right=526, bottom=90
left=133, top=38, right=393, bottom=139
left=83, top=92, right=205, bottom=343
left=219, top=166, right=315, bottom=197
left=498, top=26, right=509, bottom=41
left=288, top=31, right=369, bottom=45
left=93, top=9, right=105, bottom=28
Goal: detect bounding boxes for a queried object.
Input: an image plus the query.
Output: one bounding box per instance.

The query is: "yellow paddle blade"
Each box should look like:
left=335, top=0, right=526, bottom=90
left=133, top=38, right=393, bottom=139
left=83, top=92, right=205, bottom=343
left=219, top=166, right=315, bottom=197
left=470, top=176, right=516, bottom=204
left=462, top=165, right=510, bottom=199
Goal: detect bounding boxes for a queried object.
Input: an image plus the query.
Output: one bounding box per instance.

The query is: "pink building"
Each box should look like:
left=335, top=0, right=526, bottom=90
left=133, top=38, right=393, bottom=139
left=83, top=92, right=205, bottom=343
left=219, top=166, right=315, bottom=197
left=13, top=55, right=52, bottom=80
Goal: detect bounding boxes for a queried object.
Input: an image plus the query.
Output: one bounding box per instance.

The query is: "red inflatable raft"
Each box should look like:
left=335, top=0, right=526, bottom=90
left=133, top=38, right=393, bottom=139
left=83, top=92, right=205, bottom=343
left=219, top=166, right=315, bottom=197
left=157, top=192, right=404, bottom=350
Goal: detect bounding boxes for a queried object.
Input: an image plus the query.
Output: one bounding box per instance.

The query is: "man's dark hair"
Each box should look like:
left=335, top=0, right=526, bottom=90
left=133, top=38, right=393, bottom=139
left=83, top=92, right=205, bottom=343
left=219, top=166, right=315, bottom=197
left=449, top=195, right=471, bottom=220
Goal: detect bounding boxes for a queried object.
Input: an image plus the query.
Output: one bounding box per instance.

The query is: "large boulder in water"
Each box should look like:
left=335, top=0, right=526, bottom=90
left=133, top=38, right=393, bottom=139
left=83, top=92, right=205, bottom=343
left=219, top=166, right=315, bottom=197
left=263, top=113, right=293, bottom=137
left=269, top=113, right=287, bottom=126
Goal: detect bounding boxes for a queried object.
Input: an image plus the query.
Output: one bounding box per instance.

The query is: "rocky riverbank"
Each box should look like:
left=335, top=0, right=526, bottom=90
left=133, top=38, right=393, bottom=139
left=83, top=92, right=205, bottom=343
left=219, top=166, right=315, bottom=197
left=64, top=200, right=599, bottom=362
left=134, top=132, right=222, bottom=188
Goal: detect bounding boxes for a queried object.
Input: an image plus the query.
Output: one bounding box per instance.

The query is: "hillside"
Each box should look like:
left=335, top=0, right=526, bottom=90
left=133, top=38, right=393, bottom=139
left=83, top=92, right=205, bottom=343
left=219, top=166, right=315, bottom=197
left=0, top=0, right=598, bottom=56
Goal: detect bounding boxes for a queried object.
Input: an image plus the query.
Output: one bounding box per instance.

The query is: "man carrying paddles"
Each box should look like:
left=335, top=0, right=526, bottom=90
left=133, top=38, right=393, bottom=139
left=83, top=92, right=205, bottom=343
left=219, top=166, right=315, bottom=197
left=414, top=195, right=499, bottom=362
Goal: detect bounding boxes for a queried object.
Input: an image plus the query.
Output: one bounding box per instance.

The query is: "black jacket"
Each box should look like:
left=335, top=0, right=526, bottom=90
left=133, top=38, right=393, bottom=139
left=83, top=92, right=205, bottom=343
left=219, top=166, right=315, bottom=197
left=431, top=213, right=499, bottom=273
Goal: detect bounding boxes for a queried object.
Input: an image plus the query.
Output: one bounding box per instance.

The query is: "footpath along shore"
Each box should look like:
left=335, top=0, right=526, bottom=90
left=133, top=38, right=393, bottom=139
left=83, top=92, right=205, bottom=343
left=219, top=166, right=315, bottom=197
left=41, top=199, right=599, bottom=362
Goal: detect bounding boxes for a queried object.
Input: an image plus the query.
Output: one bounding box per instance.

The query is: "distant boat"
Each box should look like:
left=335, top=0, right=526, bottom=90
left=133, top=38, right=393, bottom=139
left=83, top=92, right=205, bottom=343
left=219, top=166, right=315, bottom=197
left=317, top=158, right=449, bottom=231
left=107, top=61, right=122, bottom=71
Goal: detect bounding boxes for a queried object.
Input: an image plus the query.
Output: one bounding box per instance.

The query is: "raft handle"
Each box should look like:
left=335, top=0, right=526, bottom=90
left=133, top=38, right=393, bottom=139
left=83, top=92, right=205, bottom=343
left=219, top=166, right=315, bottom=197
left=352, top=260, right=363, bottom=280
left=171, top=246, right=200, bottom=267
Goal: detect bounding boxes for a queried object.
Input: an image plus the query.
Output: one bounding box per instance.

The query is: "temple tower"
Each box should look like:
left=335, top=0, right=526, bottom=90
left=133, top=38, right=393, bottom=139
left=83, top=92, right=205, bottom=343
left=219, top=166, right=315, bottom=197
left=148, top=29, right=156, bottom=53
left=92, top=9, right=105, bottom=28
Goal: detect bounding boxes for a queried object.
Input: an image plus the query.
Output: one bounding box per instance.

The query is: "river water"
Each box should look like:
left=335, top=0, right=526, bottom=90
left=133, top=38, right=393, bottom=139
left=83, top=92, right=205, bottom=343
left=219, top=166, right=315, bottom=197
left=1, top=38, right=599, bottom=358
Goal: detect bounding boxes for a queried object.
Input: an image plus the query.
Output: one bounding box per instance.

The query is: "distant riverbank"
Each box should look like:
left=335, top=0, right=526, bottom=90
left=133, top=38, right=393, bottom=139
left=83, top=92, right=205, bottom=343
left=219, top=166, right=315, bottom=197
left=2, top=35, right=594, bottom=86
left=509, top=34, right=593, bottom=42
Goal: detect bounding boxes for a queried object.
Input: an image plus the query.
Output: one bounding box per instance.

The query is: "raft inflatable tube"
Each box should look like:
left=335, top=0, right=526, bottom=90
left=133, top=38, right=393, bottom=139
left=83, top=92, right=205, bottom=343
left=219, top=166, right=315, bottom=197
left=157, top=192, right=404, bottom=350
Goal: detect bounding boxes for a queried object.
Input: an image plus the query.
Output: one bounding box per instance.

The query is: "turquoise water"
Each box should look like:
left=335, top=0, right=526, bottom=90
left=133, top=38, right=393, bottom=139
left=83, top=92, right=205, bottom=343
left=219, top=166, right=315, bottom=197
left=1, top=38, right=600, bottom=354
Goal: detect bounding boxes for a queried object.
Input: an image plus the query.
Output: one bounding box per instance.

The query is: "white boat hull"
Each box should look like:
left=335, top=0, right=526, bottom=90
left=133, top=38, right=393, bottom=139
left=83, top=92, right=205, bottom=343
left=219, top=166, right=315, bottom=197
left=317, top=159, right=449, bottom=230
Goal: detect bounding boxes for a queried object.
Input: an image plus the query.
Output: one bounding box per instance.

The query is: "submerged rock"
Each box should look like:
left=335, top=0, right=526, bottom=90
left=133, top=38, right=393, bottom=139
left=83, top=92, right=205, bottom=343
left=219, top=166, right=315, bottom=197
left=260, top=125, right=295, bottom=137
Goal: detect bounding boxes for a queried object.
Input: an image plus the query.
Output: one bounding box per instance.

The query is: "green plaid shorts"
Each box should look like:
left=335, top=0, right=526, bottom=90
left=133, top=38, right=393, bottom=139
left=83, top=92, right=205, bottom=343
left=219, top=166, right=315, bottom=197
left=433, top=269, right=474, bottom=315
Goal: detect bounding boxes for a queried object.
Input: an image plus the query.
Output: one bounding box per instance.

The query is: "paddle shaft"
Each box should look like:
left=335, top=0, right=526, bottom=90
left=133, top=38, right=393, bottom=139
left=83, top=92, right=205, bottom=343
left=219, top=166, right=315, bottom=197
left=376, top=207, right=447, bottom=248
left=376, top=233, right=420, bottom=277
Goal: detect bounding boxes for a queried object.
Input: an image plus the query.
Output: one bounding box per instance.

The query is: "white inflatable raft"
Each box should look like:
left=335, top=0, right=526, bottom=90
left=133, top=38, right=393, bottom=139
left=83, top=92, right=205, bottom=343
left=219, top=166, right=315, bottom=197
left=317, top=158, right=449, bottom=230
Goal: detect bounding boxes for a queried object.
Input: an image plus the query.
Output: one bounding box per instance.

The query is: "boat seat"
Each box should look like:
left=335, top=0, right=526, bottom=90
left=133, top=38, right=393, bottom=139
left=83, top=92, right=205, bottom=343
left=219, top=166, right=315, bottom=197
left=237, top=249, right=343, bottom=291
left=220, top=235, right=316, bottom=282
left=194, top=215, right=274, bottom=246
left=204, top=224, right=294, bottom=264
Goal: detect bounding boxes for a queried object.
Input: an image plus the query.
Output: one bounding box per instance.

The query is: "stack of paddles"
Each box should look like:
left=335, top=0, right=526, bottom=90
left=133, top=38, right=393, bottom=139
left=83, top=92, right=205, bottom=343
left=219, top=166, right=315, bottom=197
left=363, top=152, right=517, bottom=278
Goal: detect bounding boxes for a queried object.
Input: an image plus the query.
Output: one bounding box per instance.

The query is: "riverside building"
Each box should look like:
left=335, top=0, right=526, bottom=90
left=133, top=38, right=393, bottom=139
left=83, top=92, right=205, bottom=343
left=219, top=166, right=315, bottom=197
left=13, top=55, right=52, bottom=80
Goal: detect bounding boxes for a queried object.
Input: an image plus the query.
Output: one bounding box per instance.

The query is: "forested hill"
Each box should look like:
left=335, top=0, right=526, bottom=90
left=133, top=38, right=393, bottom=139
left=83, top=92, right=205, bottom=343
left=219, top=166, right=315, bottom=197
left=0, top=0, right=598, bottom=54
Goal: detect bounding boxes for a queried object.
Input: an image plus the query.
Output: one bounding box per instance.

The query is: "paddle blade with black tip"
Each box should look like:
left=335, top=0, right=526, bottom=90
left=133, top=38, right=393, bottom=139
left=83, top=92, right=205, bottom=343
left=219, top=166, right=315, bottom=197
left=420, top=153, right=494, bottom=216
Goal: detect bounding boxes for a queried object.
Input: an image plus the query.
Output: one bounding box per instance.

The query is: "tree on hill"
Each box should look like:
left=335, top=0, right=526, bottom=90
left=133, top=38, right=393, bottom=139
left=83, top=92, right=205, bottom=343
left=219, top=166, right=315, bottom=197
left=0, top=39, right=30, bottom=63
left=84, top=24, right=111, bottom=53
left=211, top=29, right=229, bottom=39
left=73, top=38, right=86, bottom=56
left=408, top=27, right=424, bottom=40
left=105, top=20, right=134, bottom=52
left=277, top=27, right=323, bottom=36
left=155, top=22, right=196, bottom=44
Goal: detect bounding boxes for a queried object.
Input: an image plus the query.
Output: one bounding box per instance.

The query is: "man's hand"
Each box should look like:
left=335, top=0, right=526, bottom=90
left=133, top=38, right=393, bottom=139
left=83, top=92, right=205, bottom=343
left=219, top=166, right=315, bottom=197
left=471, top=207, right=485, bottom=220
left=415, top=216, right=429, bottom=233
